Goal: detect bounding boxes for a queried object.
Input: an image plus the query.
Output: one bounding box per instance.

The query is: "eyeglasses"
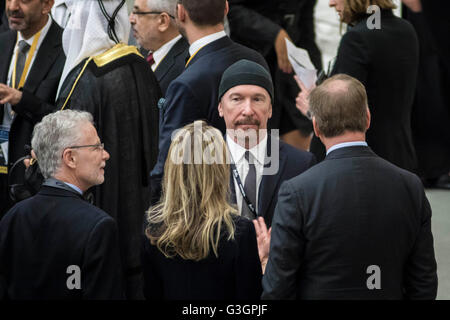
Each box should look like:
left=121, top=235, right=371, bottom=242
left=131, top=11, right=175, bottom=19
left=66, top=143, right=105, bottom=151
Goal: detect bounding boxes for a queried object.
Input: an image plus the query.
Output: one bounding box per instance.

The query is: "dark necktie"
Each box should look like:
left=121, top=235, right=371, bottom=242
left=241, top=151, right=257, bottom=220
left=4, top=40, right=30, bottom=125
left=14, top=40, right=31, bottom=89
left=147, top=52, right=155, bottom=67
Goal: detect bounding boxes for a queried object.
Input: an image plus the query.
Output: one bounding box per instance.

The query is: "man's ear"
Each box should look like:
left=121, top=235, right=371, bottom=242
left=366, top=107, right=371, bottom=131
left=177, top=3, right=186, bottom=22
left=312, top=117, right=321, bottom=138
left=43, top=0, right=55, bottom=15
left=218, top=101, right=224, bottom=117
left=158, top=13, right=171, bottom=32
left=225, top=1, right=229, bottom=16
left=268, top=103, right=272, bottom=119
left=62, top=148, right=77, bottom=169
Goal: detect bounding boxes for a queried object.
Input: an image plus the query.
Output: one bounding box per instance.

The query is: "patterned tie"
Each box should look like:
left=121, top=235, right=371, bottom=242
left=241, top=151, right=257, bottom=220
left=146, top=52, right=155, bottom=67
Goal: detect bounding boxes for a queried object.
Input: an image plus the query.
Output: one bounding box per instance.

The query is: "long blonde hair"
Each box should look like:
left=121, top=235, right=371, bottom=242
left=146, top=121, right=238, bottom=261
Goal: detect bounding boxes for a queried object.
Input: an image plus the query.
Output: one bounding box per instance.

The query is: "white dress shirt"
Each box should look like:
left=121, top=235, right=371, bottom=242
left=326, top=141, right=368, bottom=155
left=151, top=34, right=182, bottom=72
left=6, top=15, right=52, bottom=90
left=188, top=30, right=227, bottom=57
left=227, top=134, right=267, bottom=214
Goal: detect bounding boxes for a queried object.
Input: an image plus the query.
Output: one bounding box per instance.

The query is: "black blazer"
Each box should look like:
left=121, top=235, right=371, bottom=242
left=142, top=215, right=262, bottom=300
left=150, top=36, right=268, bottom=201
left=0, top=185, right=123, bottom=299
left=0, top=20, right=65, bottom=180
left=154, top=37, right=189, bottom=96
left=262, top=146, right=438, bottom=300
left=311, top=10, right=419, bottom=172
left=230, top=138, right=316, bottom=227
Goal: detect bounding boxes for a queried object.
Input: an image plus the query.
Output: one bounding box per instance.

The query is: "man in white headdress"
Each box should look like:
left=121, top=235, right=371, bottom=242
left=55, top=0, right=161, bottom=299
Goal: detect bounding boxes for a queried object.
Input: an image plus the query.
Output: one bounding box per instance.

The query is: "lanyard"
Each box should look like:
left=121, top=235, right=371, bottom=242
left=229, top=153, right=258, bottom=217
left=185, top=45, right=204, bottom=68
left=12, top=30, right=42, bottom=90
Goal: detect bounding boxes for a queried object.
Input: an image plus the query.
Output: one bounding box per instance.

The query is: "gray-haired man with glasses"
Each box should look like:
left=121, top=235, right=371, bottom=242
left=129, top=0, right=189, bottom=95
left=0, top=109, right=123, bottom=299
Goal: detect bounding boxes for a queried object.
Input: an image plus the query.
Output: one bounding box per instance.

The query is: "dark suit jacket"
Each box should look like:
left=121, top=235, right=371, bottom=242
left=154, top=37, right=189, bottom=96
left=311, top=10, right=419, bottom=172
left=0, top=11, right=8, bottom=33
left=0, top=20, right=65, bottom=211
left=150, top=36, right=268, bottom=202
left=230, top=138, right=316, bottom=227
left=142, top=215, right=262, bottom=300
left=0, top=185, right=123, bottom=299
left=262, top=146, right=438, bottom=300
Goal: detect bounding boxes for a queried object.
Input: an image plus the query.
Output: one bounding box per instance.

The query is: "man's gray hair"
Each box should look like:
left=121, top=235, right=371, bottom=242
left=147, top=0, right=177, bottom=17
left=31, top=110, right=94, bottom=179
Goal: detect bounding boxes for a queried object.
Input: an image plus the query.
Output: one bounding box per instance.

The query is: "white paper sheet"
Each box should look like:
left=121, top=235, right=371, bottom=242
left=285, top=38, right=317, bottom=90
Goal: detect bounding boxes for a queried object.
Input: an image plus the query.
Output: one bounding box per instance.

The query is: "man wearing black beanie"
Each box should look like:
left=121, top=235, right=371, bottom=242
left=218, top=59, right=316, bottom=228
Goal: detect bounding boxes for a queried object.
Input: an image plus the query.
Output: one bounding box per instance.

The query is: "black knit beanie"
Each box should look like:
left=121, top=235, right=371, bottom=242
left=218, top=59, right=274, bottom=102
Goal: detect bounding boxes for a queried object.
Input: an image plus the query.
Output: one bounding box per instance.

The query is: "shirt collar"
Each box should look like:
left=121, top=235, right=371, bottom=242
left=152, top=34, right=182, bottom=70
left=63, top=182, right=83, bottom=195
left=17, top=14, right=52, bottom=47
left=188, top=30, right=227, bottom=57
left=326, top=141, right=368, bottom=155
left=227, top=133, right=268, bottom=165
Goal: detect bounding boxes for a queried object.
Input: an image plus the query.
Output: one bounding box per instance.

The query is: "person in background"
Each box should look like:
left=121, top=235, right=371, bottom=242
left=142, top=121, right=262, bottom=300
left=0, top=0, right=65, bottom=217
left=402, top=0, right=450, bottom=189
left=129, top=0, right=189, bottom=96
left=296, top=0, right=419, bottom=173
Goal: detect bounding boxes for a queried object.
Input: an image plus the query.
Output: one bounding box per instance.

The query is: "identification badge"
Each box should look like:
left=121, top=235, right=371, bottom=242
left=0, top=125, right=10, bottom=174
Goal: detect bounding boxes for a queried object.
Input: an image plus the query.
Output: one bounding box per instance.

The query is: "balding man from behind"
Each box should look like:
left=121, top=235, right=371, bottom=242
left=260, top=74, right=438, bottom=300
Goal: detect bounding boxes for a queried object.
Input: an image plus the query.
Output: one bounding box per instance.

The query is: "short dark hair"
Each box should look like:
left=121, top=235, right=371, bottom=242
left=179, top=0, right=226, bottom=26
left=342, top=0, right=396, bottom=24
left=309, top=74, right=368, bottom=138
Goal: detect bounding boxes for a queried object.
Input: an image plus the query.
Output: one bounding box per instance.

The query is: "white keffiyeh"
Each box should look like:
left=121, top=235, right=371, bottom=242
left=56, top=0, right=130, bottom=97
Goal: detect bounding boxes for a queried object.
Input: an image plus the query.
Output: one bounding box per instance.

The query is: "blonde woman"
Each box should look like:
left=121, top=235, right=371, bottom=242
left=142, top=121, right=262, bottom=300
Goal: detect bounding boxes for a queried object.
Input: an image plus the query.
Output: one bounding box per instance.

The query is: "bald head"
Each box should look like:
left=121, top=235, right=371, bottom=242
left=309, top=74, right=369, bottom=138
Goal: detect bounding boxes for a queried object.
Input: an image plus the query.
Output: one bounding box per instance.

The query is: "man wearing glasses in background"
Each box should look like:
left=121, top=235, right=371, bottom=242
left=130, top=0, right=188, bottom=95
left=0, top=110, right=123, bottom=300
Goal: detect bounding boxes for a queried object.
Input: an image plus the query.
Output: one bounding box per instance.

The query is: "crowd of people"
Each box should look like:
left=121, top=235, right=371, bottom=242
left=0, top=0, right=447, bottom=300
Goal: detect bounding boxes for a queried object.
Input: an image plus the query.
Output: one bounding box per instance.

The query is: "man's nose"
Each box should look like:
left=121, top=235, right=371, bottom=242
left=8, top=0, right=20, bottom=11
left=241, top=98, right=255, bottom=115
left=103, top=149, right=110, bottom=161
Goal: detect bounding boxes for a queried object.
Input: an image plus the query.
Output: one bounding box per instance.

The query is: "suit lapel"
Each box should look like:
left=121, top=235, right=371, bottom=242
left=23, top=21, right=62, bottom=94
left=258, top=139, right=287, bottom=218
left=154, top=38, right=187, bottom=82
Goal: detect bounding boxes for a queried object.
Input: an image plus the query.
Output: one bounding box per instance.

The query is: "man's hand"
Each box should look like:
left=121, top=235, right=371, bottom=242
left=274, top=29, right=293, bottom=74
left=401, top=0, right=422, bottom=12
left=0, top=84, right=23, bottom=106
left=253, top=217, right=271, bottom=274
left=294, top=75, right=315, bottom=119
left=23, top=150, right=37, bottom=169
